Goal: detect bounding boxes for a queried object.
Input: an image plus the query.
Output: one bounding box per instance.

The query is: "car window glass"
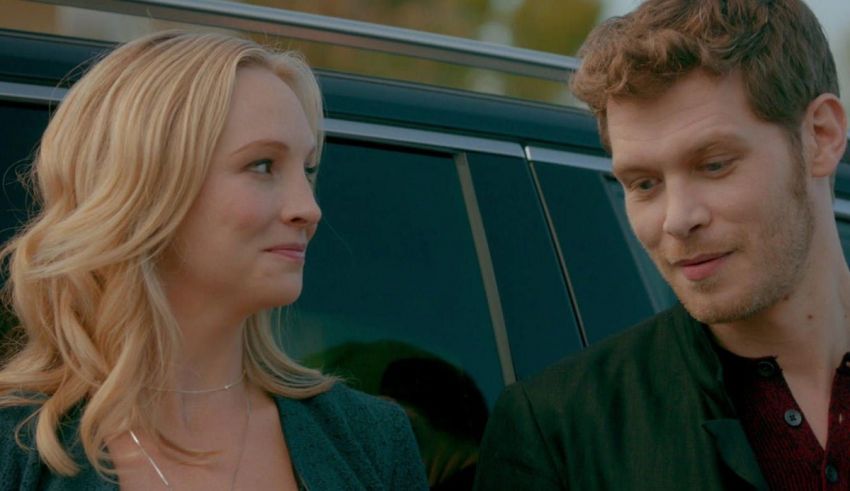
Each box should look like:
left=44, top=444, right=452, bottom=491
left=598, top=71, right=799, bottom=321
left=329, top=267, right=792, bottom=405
left=532, top=162, right=656, bottom=343
left=282, top=140, right=502, bottom=488
left=0, top=102, right=44, bottom=244
left=0, top=101, right=49, bottom=341
left=603, top=176, right=678, bottom=313
left=285, top=140, right=504, bottom=404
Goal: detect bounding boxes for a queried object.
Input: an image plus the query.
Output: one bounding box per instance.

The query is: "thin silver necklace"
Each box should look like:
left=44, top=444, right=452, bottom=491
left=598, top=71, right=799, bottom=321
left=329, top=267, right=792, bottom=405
left=150, top=371, right=246, bottom=395
left=128, top=395, right=252, bottom=490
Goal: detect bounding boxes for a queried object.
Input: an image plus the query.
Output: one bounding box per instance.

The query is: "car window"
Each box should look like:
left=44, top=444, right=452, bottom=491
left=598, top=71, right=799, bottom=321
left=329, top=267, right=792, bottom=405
left=285, top=139, right=504, bottom=407
left=0, top=101, right=50, bottom=341
left=465, top=152, right=583, bottom=380
left=532, top=161, right=656, bottom=344
left=0, top=101, right=45, bottom=245
left=603, top=176, right=678, bottom=313
left=282, top=139, right=503, bottom=488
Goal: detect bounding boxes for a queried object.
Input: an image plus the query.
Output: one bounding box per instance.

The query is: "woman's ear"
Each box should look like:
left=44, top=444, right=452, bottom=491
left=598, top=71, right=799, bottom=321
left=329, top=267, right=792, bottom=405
left=803, top=93, right=848, bottom=178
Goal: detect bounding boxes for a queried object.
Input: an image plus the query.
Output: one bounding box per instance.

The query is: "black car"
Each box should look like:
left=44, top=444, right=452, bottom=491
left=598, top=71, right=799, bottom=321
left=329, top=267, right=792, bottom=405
left=2, top=3, right=850, bottom=489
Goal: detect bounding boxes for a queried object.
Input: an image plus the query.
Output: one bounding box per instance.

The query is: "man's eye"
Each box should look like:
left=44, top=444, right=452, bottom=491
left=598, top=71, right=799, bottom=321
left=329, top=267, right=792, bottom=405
left=249, top=159, right=273, bottom=174
left=633, top=178, right=659, bottom=192
left=702, top=160, right=730, bottom=174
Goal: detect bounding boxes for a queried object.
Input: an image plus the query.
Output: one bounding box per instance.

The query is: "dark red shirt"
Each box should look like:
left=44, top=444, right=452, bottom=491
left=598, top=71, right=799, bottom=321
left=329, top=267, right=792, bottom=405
left=719, top=350, right=850, bottom=490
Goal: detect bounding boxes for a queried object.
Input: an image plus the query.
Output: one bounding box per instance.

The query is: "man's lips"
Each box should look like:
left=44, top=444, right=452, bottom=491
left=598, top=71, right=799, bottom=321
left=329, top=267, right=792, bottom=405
left=265, top=243, right=306, bottom=261
left=673, top=252, right=732, bottom=281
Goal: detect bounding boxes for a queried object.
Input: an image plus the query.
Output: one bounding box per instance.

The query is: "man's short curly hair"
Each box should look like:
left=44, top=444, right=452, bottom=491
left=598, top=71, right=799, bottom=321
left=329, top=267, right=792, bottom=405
left=570, top=0, right=839, bottom=151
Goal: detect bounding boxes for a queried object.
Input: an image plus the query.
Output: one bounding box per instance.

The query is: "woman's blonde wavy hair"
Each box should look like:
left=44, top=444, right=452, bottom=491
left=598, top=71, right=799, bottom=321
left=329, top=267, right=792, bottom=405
left=0, top=30, right=334, bottom=476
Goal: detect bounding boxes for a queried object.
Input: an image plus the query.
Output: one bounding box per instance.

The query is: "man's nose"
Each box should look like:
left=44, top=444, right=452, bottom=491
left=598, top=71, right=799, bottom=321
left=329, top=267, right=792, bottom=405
left=662, top=181, right=710, bottom=238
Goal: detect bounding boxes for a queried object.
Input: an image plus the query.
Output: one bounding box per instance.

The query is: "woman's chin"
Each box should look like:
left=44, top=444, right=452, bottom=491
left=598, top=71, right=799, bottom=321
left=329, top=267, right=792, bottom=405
left=254, top=288, right=303, bottom=312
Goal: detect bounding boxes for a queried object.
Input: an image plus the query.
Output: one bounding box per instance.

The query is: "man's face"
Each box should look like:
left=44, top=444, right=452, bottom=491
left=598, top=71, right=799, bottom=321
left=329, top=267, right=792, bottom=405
left=608, top=70, right=813, bottom=324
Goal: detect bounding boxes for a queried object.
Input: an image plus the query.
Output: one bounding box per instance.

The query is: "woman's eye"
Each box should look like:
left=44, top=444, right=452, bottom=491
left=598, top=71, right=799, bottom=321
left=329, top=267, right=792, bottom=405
left=305, top=163, right=318, bottom=182
left=249, top=159, right=273, bottom=174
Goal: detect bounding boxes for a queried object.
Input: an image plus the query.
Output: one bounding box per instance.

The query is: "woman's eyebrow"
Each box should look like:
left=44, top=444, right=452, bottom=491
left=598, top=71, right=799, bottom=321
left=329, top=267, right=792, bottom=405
left=229, top=138, right=317, bottom=158
left=229, top=138, right=290, bottom=157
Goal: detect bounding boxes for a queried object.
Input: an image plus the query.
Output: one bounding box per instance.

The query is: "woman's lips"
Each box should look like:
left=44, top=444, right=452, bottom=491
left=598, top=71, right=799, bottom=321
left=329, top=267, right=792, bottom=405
left=266, top=244, right=306, bottom=262
left=676, top=253, right=731, bottom=281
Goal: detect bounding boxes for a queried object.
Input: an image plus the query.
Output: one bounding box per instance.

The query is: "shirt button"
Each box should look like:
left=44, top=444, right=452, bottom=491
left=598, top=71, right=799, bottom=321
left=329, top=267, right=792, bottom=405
left=825, top=464, right=839, bottom=483
left=784, top=409, right=803, bottom=427
left=757, top=360, right=778, bottom=377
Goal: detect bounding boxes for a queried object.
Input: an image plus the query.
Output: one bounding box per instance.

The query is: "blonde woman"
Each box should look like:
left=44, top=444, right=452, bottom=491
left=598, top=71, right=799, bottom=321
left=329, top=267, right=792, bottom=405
left=0, top=31, right=427, bottom=490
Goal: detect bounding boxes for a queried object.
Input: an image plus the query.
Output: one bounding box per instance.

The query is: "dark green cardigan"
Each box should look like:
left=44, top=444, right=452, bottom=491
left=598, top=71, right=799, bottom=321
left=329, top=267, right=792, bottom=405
left=0, top=383, right=428, bottom=490
left=474, top=304, right=769, bottom=490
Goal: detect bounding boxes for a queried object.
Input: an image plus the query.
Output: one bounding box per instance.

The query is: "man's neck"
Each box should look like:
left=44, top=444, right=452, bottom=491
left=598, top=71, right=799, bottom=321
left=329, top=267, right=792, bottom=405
left=708, top=253, right=850, bottom=382
left=707, top=250, right=850, bottom=448
left=709, top=246, right=850, bottom=418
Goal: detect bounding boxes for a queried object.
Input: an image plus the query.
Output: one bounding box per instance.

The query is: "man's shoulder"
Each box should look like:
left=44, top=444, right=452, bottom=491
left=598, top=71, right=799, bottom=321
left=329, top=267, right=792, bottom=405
left=478, top=308, right=741, bottom=490
left=515, top=304, right=700, bottom=414
left=534, top=305, right=690, bottom=375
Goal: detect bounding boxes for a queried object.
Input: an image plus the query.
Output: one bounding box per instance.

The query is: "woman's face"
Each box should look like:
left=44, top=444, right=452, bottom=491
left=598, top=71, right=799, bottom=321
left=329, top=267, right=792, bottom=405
left=161, top=66, right=320, bottom=317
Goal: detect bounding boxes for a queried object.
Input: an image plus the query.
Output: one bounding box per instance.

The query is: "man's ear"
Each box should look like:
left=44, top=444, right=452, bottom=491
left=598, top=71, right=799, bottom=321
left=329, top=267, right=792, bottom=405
left=803, top=93, right=848, bottom=178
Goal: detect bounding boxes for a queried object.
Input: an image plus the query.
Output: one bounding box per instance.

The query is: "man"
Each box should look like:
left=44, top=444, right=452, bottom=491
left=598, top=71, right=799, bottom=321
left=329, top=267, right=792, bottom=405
left=474, top=1, right=848, bottom=489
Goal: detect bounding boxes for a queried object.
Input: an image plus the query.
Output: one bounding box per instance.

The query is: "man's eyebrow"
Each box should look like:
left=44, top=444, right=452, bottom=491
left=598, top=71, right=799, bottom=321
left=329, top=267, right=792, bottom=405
left=611, top=155, right=652, bottom=179
left=613, top=131, right=748, bottom=175
left=687, top=132, right=748, bottom=160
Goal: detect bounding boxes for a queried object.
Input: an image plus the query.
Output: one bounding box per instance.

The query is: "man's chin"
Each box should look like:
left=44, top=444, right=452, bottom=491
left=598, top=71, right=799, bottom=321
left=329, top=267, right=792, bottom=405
left=673, top=281, right=734, bottom=324
left=678, top=292, right=764, bottom=325
left=681, top=303, right=738, bottom=325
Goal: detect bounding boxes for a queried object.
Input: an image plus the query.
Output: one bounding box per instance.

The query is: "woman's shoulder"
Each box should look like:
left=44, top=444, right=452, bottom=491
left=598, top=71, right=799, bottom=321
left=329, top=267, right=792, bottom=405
left=275, top=383, right=428, bottom=489
left=0, top=402, right=42, bottom=491
left=0, top=400, right=39, bottom=439
left=279, top=382, right=407, bottom=431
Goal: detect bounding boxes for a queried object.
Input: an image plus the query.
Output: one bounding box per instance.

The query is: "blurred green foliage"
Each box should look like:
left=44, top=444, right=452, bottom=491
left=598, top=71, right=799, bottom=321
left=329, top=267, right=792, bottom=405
left=245, top=0, right=601, bottom=104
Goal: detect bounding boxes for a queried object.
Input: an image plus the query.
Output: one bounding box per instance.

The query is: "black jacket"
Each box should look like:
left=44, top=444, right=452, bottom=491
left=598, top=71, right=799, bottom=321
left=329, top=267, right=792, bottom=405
left=474, top=304, right=769, bottom=490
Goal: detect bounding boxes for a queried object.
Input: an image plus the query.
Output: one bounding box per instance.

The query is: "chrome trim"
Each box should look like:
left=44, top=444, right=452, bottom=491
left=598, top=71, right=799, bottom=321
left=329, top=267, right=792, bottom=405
left=0, top=81, right=66, bottom=104
left=455, top=153, right=516, bottom=385
left=0, top=81, right=523, bottom=156
left=528, top=161, right=589, bottom=348
left=33, top=0, right=580, bottom=81
left=0, top=81, right=525, bottom=156
left=525, top=145, right=612, bottom=173
left=835, top=199, right=850, bottom=221
left=324, top=119, right=525, bottom=157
